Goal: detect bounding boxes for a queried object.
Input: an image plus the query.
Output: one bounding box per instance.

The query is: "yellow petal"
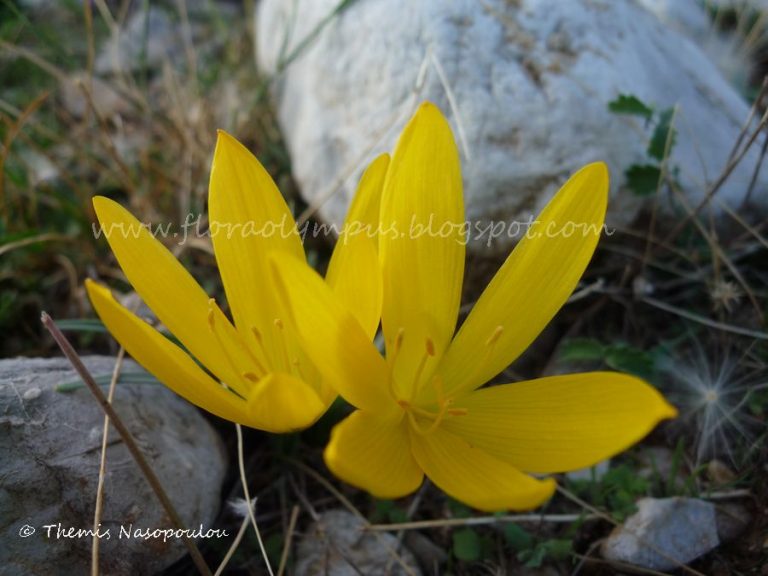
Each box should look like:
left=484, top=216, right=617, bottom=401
left=409, top=426, right=556, bottom=512
left=85, top=279, right=249, bottom=424
left=269, top=254, right=395, bottom=414
left=325, top=153, right=389, bottom=339
left=92, top=196, right=245, bottom=388
left=442, top=372, right=678, bottom=474
left=325, top=410, right=423, bottom=499
left=208, top=131, right=305, bottom=365
left=436, top=163, right=609, bottom=400
left=379, top=102, right=465, bottom=399
left=246, top=371, right=328, bottom=433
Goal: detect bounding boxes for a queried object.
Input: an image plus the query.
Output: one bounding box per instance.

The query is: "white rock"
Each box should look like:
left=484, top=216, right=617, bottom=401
left=601, top=497, right=719, bottom=570
left=257, top=0, right=768, bottom=253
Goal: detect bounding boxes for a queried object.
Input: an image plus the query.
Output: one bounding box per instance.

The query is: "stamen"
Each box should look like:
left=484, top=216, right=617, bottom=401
left=243, top=372, right=260, bottom=382
left=207, top=299, right=250, bottom=394
left=388, top=327, right=406, bottom=367
left=455, top=325, right=505, bottom=393
left=251, top=326, right=271, bottom=363
left=272, top=318, right=293, bottom=373
left=408, top=401, right=449, bottom=436
left=411, top=337, right=437, bottom=400
left=431, top=375, right=446, bottom=403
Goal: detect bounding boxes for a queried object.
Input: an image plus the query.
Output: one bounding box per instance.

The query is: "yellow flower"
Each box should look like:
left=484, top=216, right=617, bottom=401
left=86, top=132, right=387, bottom=432
left=270, top=103, right=677, bottom=510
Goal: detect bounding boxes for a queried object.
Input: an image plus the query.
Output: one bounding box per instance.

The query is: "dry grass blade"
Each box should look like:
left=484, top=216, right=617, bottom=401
left=0, top=90, right=49, bottom=219
left=662, top=108, right=768, bottom=246
left=641, top=295, right=768, bottom=339
left=0, top=232, right=71, bottom=257
left=213, top=511, right=249, bottom=576
left=91, top=347, right=126, bottom=576
left=277, top=505, right=300, bottom=576
left=367, top=513, right=597, bottom=532
left=40, top=312, right=213, bottom=576
left=235, top=423, right=274, bottom=576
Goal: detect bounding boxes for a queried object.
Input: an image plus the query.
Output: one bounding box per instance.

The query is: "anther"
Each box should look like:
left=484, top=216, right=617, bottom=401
left=388, top=327, right=406, bottom=370
left=243, top=372, right=260, bottom=382
left=206, top=299, right=249, bottom=393
left=411, top=337, right=437, bottom=399
left=207, top=298, right=217, bottom=329
left=394, top=328, right=405, bottom=351
left=485, top=325, right=504, bottom=347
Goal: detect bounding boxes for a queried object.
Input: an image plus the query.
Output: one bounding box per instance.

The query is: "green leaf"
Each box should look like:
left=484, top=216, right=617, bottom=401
left=503, top=524, right=533, bottom=551
left=608, top=94, right=653, bottom=120
left=559, top=338, right=605, bottom=362
left=648, top=108, right=676, bottom=161
left=56, top=372, right=159, bottom=392
left=55, top=318, right=108, bottom=333
left=543, top=538, right=572, bottom=561
left=625, top=164, right=661, bottom=197
left=452, top=528, right=481, bottom=562
left=519, top=544, right=547, bottom=568
left=604, top=344, right=656, bottom=380
left=447, top=498, right=473, bottom=519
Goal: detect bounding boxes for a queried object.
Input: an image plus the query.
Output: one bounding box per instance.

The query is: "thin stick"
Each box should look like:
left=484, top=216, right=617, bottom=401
left=367, top=513, right=596, bottom=532
left=91, top=347, right=126, bottom=576
left=213, top=507, right=251, bottom=576
left=41, top=313, right=213, bottom=576
left=235, top=424, right=274, bottom=576
left=276, top=505, right=300, bottom=576
left=662, top=108, right=768, bottom=245
left=640, top=296, right=768, bottom=340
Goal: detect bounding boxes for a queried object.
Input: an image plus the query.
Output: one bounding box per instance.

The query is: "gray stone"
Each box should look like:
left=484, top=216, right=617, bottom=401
left=0, top=356, right=227, bottom=576
left=257, top=0, right=768, bottom=254
left=601, top=497, right=720, bottom=571
left=295, top=509, right=421, bottom=576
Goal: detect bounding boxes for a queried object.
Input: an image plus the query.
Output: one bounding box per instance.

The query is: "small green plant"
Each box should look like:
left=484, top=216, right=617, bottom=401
left=559, top=337, right=661, bottom=381
left=608, top=93, right=677, bottom=196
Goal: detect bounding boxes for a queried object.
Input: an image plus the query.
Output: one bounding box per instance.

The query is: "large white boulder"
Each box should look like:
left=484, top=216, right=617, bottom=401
left=257, top=0, right=767, bottom=253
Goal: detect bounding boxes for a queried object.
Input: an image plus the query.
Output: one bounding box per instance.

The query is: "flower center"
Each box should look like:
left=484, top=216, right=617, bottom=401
left=388, top=323, right=506, bottom=434
left=397, top=375, right=468, bottom=435
left=389, top=330, right=467, bottom=435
